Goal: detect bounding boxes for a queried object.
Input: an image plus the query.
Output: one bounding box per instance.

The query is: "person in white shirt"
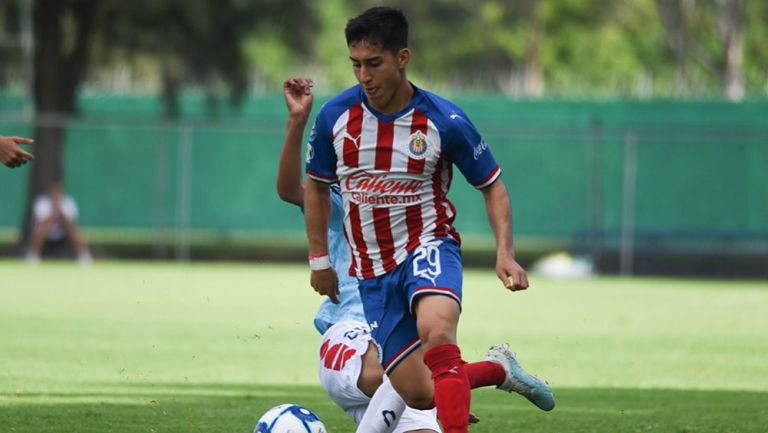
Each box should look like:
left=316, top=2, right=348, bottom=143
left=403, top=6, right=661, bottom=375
left=26, top=183, right=92, bottom=265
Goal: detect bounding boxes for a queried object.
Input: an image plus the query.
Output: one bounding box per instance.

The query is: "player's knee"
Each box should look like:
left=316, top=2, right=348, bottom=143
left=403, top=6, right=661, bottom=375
left=419, top=327, right=456, bottom=350
left=402, top=390, right=435, bottom=411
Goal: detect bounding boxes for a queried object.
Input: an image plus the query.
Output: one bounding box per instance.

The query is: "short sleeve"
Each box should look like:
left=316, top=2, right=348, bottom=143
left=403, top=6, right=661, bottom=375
left=61, top=196, right=78, bottom=220
left=305, top=105, right=339, bottom=184
left=444, top=112, right=501, bottom=189
left=33, top=196, right=52, bottom=221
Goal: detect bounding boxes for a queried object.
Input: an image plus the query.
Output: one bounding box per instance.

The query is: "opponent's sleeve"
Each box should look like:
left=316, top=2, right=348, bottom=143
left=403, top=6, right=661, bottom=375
left=305, top=106, right=339, bottom=184
left=443, top=111, right=501, bottom=189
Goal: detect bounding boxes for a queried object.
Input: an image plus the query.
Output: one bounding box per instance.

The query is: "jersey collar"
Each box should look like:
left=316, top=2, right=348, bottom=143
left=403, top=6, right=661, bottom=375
left=359, top=82, right=423, bottom=122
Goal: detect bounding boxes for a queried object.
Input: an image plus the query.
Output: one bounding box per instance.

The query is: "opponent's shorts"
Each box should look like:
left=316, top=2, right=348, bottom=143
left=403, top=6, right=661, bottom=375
left=317, top=321, right=440, bottom=433
left=357, top=238, right=463, bottom=374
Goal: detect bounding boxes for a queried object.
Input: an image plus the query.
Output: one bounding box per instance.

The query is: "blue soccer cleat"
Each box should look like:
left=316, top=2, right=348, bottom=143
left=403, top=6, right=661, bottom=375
left=485, top=343, right=555, bottom=411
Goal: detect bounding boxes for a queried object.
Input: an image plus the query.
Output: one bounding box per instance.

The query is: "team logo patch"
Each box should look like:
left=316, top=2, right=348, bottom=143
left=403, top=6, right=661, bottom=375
left=408, top=131, right=428, bottom=158
left=305, top=143, right=314, bottom=163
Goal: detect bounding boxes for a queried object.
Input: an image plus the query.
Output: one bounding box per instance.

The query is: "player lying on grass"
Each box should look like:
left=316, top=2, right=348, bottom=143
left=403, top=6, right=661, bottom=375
left=278, top=76, right=443, bottom=433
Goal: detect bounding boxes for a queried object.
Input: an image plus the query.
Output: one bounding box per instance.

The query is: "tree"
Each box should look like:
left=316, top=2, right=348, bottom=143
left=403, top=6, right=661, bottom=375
left=97, top=0, right=315, bottom=119
left=19, top=0, right=315, bottom=245
left=715, top=0, right=745, bottom=100
left=21, top=0, right=99, bottom=244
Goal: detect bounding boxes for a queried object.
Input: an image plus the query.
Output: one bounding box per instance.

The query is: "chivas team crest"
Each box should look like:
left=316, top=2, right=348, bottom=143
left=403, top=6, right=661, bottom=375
left=408, top=130, right=428, bottom=158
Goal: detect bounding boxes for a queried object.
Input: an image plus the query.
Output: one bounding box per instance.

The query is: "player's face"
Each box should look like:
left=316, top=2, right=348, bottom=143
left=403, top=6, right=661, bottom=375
left=349, top=42, right=409, bottom=111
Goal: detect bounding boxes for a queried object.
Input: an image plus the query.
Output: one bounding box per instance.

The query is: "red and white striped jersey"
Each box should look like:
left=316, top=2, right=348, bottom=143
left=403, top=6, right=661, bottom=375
left=306, top=84, right=501, bottom=279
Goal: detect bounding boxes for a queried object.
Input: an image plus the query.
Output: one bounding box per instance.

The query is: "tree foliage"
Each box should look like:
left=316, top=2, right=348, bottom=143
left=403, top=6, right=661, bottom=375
left=1, top=0, right=766, bottom=100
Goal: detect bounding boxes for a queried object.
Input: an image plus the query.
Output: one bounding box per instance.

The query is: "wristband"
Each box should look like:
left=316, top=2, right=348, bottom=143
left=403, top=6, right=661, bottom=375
left=309, top=253, right=331, bottom=271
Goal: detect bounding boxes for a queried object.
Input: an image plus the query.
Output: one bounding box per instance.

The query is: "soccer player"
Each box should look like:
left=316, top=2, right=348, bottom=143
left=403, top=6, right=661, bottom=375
left=0, top=135, right=34, bottom=168
left=302, top=7, right=555, bottom=433
left=279, top=77, right=442, bottom=433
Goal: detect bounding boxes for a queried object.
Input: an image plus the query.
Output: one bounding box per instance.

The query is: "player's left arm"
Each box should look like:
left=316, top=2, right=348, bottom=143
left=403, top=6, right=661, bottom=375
left=444, top=108, right=528, bottom=291
left=481, top=180, right=529, bottom=291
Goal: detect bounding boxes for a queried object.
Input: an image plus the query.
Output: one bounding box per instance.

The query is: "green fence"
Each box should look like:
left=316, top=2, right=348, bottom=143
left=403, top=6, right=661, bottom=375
left=1, top=93, right=766, bottom=262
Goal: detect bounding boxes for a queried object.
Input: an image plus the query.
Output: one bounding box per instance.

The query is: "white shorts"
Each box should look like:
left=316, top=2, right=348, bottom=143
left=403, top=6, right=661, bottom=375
left=318, top=321, right=440, bottom=433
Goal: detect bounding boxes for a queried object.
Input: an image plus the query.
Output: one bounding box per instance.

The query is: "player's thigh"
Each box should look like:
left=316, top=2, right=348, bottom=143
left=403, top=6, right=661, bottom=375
left=414, top=295, right=460, bottom=351
left=387, top=346, right=434, bottom=411
left=406, top=238, right=463, bottom=350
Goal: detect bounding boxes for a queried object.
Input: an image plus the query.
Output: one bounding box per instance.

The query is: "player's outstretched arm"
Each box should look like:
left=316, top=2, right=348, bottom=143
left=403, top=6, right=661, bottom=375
left=277, top=78, right=314, bottom=206
left=481, top=180, right=529, bottom=291
left=0, top=135, right=34, bottom=168
left=304, top=179, right=340, bottom=304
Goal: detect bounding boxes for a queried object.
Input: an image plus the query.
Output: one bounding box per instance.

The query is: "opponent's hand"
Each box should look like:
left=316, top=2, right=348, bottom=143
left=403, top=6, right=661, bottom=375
left=0, top=136, right=34, bottom=168
left=468, top=411, right=480, bottom=424
left=283, top=77, right=314, bottom=119
left=496, top=253, right=529, bottom=291
left=310, top=267, right=340, bottom=304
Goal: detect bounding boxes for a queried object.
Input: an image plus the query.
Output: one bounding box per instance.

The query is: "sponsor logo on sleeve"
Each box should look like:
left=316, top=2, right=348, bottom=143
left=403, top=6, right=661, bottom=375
left=309, top=121, right=318, bottom=143
left=305, top=143, right=314, bottom=163
left=473, top=139, right=488, bottom=160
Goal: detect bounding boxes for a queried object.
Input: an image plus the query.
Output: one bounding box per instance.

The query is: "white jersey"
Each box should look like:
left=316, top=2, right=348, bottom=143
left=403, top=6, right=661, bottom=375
left=33, top=194, right=78, bottom=241
left=317, top=321, right=440, bottom=433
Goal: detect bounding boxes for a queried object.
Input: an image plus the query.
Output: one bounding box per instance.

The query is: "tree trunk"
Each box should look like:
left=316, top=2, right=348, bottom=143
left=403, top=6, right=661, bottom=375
left=521, top=0, right=543, bottom=98
left=657, top=0, right=693, bottom=96
left=715, top=0, right=745, bottom=101
left=19, top=0, right=96, bottom=247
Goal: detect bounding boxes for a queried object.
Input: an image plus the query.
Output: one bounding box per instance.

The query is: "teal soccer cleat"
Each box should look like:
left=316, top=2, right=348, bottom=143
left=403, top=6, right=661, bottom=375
left=485, top=343, right=556, bottom=411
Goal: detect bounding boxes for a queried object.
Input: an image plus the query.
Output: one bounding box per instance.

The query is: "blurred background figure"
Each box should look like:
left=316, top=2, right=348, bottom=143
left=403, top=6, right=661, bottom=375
left=25, top=183, right=92, bottom=266
left=0, top=135, right=33, bottom=168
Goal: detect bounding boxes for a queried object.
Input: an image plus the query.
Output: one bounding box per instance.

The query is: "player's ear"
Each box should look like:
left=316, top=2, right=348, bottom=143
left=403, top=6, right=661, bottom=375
left=397, top=48, right=410, bottom=69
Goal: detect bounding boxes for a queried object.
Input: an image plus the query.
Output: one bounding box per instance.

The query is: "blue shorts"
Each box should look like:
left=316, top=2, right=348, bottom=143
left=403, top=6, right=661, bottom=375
left=357, top=238, right=463, bottom=374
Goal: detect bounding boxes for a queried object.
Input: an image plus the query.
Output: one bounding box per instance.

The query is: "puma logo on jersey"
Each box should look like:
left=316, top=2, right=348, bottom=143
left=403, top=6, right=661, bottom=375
left=344, top=132, right=362, bottom=148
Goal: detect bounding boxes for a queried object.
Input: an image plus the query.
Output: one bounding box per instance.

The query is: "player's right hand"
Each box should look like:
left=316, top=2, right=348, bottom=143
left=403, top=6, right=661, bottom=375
left=310, top=267, right=340, bottom=304
left=283, top=77, right=314, bottom=119
left=0, top=136, right=34, bottom=168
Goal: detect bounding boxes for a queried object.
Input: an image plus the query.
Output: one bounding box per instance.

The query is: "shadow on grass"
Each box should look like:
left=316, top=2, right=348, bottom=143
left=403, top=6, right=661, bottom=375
left=1, top=385, right=767, bottom=433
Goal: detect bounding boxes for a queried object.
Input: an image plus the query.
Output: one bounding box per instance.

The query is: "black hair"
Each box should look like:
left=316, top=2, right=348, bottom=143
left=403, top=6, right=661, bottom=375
left=345, top=6, right=408, bottom=53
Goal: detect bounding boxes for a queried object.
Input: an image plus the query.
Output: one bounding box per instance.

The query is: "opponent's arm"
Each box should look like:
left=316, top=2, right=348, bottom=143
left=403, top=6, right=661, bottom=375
left=481, top=180, right=529, bottom=291
left=277, top=78, right=314, bottom=206
left=304, top=179, right=340, bottom=304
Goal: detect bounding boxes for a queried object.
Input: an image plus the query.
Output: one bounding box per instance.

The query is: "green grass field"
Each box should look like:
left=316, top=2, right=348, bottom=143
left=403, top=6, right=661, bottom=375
left=1, top=261, right=766, bottom=432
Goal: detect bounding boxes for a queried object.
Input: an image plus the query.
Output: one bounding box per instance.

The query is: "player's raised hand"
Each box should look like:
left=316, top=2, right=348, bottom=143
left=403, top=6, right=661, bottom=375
left=310, top=267, right=340, bottom=304
left=496, top=253, right=529, bottom=291
left=283, top=77, right=314, bottom=119
left=0, top=135, right=34, bottom=168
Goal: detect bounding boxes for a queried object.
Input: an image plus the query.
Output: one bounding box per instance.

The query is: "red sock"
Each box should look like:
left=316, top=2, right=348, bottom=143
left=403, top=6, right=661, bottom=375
left=465, top=361, right=506, bottom=388
left=423, top=344, right=470, bottom=433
